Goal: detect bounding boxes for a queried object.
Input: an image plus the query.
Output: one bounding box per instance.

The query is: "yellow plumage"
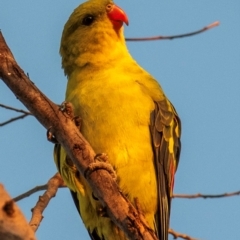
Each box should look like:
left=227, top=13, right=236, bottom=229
left=54, top=0, right=181, bottom=239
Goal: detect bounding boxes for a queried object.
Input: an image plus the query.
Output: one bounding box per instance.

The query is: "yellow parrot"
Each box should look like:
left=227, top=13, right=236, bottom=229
left=54, top=0, right=181, bottom=239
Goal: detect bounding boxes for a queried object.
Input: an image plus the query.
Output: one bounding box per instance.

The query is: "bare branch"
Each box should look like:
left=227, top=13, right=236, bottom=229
left=173, top=190, right=240, bottom=199
left=14, top=179, right=240, bottom=203
left=0, top=103, right=31, bottom=114
left=0, top=31, right=158, bottom=240
left=29, top=173, right=65, bottom=232
left=169, top=229, right=198, bottom=240
left=0, top=184, right=36, bottom=240
left=0, top=113, right=30, bottom=127
left=126, top=21, right=219, bottom=42
left=0, top=103, right=32, bottom=126
left=14, top=185, right=47, bottom=202
left=13, top=174, right=66, bottom=202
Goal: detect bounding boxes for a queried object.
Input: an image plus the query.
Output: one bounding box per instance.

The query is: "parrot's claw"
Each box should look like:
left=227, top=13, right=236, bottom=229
left=84, top=153, right=117, bottom=181
left=47, top=126, right=58, bottom=143
left=97, top=206, right=108, bottom=218
left=92, top=193, right=109, bottom=217
left=59, top=101, right=75, bottom=119
left=92, top=192, right=99, bottom=201
left=73, top=116, right=82, bottom=132
left=59, top=101, right=82, bottom=131
left=94, top=153, right=109, bottom=162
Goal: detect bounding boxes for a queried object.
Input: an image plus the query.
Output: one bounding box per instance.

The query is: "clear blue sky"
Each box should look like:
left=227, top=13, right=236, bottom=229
left=0, top=1, right=239, bottom=239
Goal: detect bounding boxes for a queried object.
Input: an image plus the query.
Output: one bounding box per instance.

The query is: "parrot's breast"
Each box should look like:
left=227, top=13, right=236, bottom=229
left=65, top=67, right=161, bottom=239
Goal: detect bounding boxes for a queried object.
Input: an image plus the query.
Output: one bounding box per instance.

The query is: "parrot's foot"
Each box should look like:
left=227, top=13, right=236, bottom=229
left=97, top=206, right=108, bottom=217
left=59, top=101, right=75, bottom=119
left=47, top=126, right=58, bottom=143
left=59, top=101, right=82, bottom=131
left=47, top=102, right=82, bottom=143
left=95, top=153, right=109, bottom=162
left=72, top=116, right=82, bottom=132
left=84, top=153, right=117, bottom=181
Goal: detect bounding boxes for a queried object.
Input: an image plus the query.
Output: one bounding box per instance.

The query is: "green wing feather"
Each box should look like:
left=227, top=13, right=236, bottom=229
left=54, top=144, right=103, bottom=240
left=150, top=99, right=181, bottom=240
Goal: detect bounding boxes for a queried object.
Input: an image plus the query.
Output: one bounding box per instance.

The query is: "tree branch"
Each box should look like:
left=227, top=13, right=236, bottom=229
left=0, top=103, right=32, bottom=126
left=126, top=21, right=219, bottom=41
left=0, top=103, right=31, bottom=114
left=29, top=173, right=65, bottom=232
left=0, top=113, right=30, bottom=127
left=173, top=190, right=240, bottom=199
left=14, top=179, right=240, bottom=203
left=0, top=31, right=158, bottom=240
left=0, top=184, right=36, bottom=240
left=13, top=174, right=66, bottom=202
left=14, top=177, right=203, bottom=239
left=168, top=229, right=198, bottom=240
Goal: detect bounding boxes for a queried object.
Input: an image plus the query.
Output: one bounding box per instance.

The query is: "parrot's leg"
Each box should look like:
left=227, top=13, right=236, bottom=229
left=47, top=101, right=82, bottom=143
left=85, top=153, right=116, bottom=218
left=91, top=189, right=109, bottom=216
left=97, top=205, right=108, bottom=217
left=72, top=116, right=82, bottom=132
left=59, top=101, right=82, bottom=131
left=47, top=126, right=58, bottom=143
left=94, top=153, right=109, bottom=162
left=59, top=101, right=75, bottom=119
left=84, top=153, right=117, bottom=181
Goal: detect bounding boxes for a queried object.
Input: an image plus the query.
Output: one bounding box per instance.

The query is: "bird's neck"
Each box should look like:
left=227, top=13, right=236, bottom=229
left=78, top=39, right=130, bottom=70
left=62, top=28, right=133, bottom=77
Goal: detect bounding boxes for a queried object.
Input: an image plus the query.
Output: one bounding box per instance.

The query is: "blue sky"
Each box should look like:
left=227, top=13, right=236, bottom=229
left=0, top=1, right=239, bottom=239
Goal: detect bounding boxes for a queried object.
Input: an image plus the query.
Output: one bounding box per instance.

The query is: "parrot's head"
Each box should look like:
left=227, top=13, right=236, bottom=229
left=60, top=0, right=129, bottom=76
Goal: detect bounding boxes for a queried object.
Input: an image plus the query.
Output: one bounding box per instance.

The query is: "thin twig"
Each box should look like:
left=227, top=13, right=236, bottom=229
left=0, top=113, right=30, bottom=126
left=173, top=190, right=240, bottom=199
left=0, top=103, right=32, bottom=126
left=169, top=228, right=199, bottom=240
left=14, top=183, right=240, bottom=203
left=0, top=103, right=31, bottom=114
left=13, top=184, right=48, bottom=202
left=13, top=180, right=67, bottom=202
left=126, top=21, right=219, bottom=41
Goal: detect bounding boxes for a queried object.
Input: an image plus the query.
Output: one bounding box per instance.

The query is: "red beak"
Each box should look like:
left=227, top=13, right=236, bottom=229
left=107, top=4, right=129, bottom=29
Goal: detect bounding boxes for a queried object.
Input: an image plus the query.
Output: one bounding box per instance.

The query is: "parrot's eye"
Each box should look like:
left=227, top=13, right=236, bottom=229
left=82, top=15, right=95, bottom=26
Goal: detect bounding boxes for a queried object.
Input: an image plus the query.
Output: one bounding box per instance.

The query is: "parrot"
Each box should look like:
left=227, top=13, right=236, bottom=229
left=54, top=0, right=181, bottom=240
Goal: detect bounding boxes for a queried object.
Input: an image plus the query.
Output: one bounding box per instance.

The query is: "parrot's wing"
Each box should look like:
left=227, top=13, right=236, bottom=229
left=150, top=99, right=181, bottom=240
left=54, top=144, right=103, bottom=240
left=70, top=191, right=103, bottom=240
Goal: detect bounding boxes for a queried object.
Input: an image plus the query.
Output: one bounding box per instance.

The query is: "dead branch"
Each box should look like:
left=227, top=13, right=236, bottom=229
left=14, top=178, right=240, bottom=203
left=173, top=190, right=240, bottom=199
left=168, top=229, right=199, bottom=240
left=0, top=113, right=30, bottom=126
left=29, top=173, right=65, bottom=232
left=14, top=177, right=217, bottom=239
left=0, top=103, right=31, bottom=114
left=0, top=103, right=32, bottom=126
left=0, top=31, right=158, bottom=240
left=0, top=184, right=36, bottom=240
left=13, top=184, right=47, bottom=202
left=126, top=21, right=219, bottom=41
left=13, top=175, right=66, bottom=202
